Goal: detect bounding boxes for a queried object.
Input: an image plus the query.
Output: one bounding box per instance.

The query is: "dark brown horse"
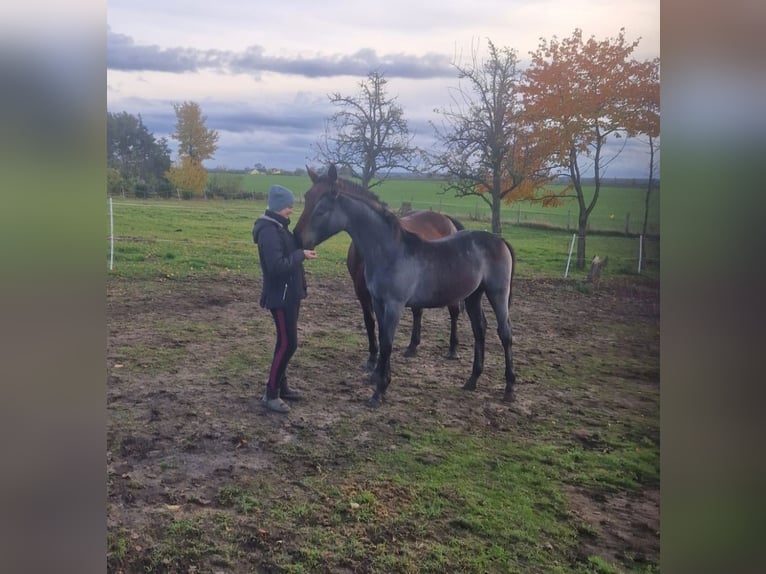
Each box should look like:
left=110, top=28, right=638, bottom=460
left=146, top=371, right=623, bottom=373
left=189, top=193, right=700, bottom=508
left=296, top=167, right=464, bottom=371
left=296, top=165, right=517, bottom=408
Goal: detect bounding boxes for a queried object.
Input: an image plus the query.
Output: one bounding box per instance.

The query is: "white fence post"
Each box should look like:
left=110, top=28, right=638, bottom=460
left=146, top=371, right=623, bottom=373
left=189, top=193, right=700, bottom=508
left=109, top=197, right=114, bottom=271
left=564, top=233, right=576, bottom=278
left=638, top=234, right=643, bottom=273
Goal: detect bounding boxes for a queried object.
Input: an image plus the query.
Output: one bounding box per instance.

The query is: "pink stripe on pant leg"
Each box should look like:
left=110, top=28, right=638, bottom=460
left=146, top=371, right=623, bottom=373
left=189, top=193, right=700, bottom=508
left=267, top=308, right=289, bottom=393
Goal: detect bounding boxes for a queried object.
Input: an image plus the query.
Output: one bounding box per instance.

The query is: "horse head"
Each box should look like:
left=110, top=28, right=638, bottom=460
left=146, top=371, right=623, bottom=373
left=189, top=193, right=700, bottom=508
left=295, top=164, right=340, bottom=247
left=295, top=164, right=344, bottom=249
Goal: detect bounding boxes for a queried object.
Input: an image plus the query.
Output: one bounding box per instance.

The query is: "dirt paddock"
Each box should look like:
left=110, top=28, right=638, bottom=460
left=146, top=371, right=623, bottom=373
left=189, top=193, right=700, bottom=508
left=107, top=273, right=660, bottom=572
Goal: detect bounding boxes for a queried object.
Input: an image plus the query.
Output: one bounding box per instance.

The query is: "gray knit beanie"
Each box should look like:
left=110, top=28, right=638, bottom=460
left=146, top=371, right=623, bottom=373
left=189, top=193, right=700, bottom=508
left=267, top=185, right=295, bottom=212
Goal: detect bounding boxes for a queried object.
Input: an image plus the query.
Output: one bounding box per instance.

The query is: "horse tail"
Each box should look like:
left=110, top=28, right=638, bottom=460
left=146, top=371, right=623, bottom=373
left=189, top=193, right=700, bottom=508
left=446, top=215, right=466, bottom=314
left=504, top=239, right=516, bottom=307
left=445, top=214, right=465, bottom=232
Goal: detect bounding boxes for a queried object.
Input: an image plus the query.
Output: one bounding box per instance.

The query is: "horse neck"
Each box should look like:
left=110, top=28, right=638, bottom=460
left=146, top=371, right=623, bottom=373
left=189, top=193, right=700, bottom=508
left=338, top=194, right=401, bottom=261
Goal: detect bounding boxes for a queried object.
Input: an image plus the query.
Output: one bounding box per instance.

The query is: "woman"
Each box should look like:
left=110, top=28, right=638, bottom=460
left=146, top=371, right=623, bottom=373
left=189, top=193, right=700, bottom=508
left=252, top=184, right=317, bottom=413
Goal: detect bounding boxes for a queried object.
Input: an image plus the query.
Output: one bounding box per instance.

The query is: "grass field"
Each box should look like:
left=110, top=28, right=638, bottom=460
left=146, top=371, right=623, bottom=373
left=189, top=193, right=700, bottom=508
left=203, top=173, right=660, bottom=236
left=108, top=194, right=659, bottom=281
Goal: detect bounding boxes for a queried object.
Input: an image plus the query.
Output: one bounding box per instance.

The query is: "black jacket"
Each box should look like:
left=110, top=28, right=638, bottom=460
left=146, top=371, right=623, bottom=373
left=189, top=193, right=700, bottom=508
left=252, top=211, right=307, bottom=309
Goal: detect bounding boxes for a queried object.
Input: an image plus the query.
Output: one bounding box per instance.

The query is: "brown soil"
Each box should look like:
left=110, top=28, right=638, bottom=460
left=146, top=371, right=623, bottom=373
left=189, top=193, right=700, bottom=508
left=107, top=273, right=660, bottom=572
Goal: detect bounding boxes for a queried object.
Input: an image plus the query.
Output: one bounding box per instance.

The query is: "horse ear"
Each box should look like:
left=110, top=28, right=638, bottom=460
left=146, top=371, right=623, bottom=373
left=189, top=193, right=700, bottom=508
left=328, top=164, right=337, bottom=183
left=307, top=165, right=319, bottom=183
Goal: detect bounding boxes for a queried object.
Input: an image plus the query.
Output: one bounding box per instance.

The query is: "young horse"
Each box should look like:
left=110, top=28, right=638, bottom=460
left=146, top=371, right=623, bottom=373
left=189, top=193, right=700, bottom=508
left=295, top=167, right=464, bottom=371
left=297, top=165, right=517, bottom=408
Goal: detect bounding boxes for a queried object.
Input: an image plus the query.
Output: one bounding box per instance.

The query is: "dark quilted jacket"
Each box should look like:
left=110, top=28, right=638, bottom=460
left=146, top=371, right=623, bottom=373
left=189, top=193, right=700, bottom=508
left=252, top=211, right=307, bottom=309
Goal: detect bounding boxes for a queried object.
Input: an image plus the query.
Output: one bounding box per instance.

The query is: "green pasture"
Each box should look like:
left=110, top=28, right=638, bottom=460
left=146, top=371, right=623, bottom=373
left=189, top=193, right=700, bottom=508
left=107, top=192, right=659, bottom=281
left=207, top=173, right=659, bottom=236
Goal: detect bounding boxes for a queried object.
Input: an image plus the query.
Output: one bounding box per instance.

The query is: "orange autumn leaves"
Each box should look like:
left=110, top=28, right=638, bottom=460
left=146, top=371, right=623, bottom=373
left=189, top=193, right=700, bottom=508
left=522, top=28, right=659, bottom=176
left=478, top=29, right=658, bottom=206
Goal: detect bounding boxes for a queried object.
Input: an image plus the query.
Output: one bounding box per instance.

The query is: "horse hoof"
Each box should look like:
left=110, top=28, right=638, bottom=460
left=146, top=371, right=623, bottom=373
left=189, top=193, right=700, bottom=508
left=462, top=382, right=477, bottom=391
left=503, top=391, right=516, bottom=402
left=402, top=347, right=417, bottom=358
left=447, top=352, right=459, bottom=361
left=368, top=394, right=383, bottom=408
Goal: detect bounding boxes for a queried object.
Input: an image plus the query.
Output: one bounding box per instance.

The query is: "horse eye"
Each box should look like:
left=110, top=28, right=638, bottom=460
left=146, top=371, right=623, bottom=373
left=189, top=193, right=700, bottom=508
left=316, top=202, right=329, bottom=215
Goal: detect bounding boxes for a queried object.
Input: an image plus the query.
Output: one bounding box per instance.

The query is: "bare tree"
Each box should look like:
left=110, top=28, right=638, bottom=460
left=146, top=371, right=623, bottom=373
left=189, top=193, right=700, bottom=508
left=429, top=40, right=557, bottom=234
left=313, top=71, right=418, bottom=190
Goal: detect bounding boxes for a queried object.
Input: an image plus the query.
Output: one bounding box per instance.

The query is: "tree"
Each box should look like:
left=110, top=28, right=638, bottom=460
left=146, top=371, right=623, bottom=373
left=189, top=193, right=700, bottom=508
left=429, top=40, right=559, bottom=234
left=166, top=157, right=208, bottom=200
left=634, top=134, right=660, bottom=271
left=314, top=71, right=418, bottom=190
left=107, top=111, right=171, bottom=196
left=107, top=166, right=124, bottom=197
left=631, top=59, right=660, bottom=270
left=523, top=29, right=658, bottom=268
left=166, top=101, right=219, bottom=198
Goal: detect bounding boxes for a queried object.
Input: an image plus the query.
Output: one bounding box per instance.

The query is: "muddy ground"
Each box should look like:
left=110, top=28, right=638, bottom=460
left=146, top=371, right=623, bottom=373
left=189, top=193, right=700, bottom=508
left=107, top=273, right=660, bottom=572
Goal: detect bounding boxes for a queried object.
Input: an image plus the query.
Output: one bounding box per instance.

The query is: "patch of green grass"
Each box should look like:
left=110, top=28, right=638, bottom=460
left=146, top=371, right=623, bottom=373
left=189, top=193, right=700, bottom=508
left=113, top=408, right=656, bottom=573
left=115, top=343, right=186, bottom=371
left=108, top=190, right=658, bottom=280
left=239, top=425, right=658, bottom=573
left=371, top=431, right=576, bottom=572
left=216, top=484, right=262, bottom=515
left=106, top=530, right=130, bottom=569
left=148, top=518, right=219, bottom=571
left=531, top=443, right=659, bottom=492
left=582, top=555, right=623, bottom=573
left=212, top=348, right=261, bottom=379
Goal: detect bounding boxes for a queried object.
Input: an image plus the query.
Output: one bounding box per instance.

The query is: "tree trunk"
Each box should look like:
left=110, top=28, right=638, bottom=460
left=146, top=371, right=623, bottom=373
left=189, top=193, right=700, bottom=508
left=570, top=147, right=589, bottom=270
left=576, top=219, right=587, bottom=270
left=491, top=193, right=502, bottom=234
left=640, top=137, right=656, bottom=271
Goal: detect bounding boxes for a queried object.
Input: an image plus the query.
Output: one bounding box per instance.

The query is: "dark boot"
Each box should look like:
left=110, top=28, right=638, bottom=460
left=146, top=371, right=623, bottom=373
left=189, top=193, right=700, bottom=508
left=279, top=377, right=303, bottom=401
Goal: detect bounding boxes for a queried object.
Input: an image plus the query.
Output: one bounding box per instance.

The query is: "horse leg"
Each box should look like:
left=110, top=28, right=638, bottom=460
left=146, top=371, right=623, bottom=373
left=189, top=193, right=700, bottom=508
left=369, top=299, right=403, bottom=408
left=462, top=290, right=486, bottom=391
left=361, top=303, right=378, bottom=372
left=402, top=307, right=422, bottom=357
left=487, top=289, right=516, bottom=402
left=497, top=316, right=516, bottom=401
left=354, top=281, right=378, bottom=371
left=446, top=302, right=460, bottom=360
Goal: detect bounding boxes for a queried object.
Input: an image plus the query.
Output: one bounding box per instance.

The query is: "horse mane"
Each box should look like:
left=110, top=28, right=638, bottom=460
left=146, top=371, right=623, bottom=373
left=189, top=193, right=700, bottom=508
left=330, top=176, right=415, bottom=242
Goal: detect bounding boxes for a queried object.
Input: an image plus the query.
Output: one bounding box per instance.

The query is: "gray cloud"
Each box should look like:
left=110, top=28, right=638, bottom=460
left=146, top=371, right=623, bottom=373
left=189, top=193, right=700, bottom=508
left=107, top=30, right=227, bottom=73
left=115, top=97, right=328, bottom=137
left=107, top=29, right=455, bottom=79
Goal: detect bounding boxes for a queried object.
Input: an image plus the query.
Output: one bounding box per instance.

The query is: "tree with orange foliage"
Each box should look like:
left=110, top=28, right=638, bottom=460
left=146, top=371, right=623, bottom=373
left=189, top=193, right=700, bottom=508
left=166, top=157, right=208, bottom=200
left=430, top=40, right=559, bottom=234
left=523, top=29, right=659, bottom=269
left=165, top=101, right=219, bottom=199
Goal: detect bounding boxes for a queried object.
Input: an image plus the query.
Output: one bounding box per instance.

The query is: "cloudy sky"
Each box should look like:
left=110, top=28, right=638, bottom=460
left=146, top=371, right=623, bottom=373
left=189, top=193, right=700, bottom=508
left=107, top=0, right=660, bottom=177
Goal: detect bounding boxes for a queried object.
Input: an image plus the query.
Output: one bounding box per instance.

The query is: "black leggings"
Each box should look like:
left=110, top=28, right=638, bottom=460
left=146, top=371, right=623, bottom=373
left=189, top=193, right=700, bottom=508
left=266, top=304, right=300, bottom=398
